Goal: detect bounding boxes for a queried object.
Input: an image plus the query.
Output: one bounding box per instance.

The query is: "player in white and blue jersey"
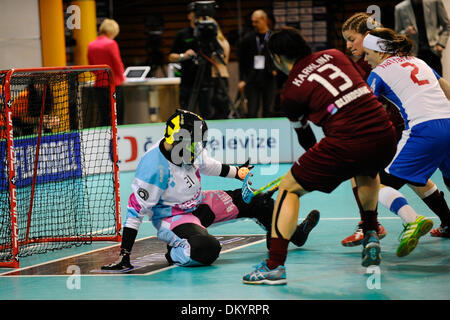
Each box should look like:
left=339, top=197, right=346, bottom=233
left=340, top=13, right=450, bottom=249
left=101, top=109, right=318, bottom=271
left=363, top=27, right=450, bottom=254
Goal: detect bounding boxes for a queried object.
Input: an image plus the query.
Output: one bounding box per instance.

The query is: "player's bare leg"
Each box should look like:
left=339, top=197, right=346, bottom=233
left=243, top=171, right=314, bottom=285
left=409, top=180, right=450, bottom=238
left=271, top=176, right=306, bottom=239
left=355, top=175, right=379, bottom=212
left=342, top=178, right=387, bottom=247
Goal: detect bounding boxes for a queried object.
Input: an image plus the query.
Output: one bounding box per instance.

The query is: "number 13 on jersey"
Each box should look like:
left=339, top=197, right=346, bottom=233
left=307, top=63, right=354, bottom=97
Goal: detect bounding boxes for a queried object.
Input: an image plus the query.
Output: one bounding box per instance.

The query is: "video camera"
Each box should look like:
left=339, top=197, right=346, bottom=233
left=186, top=1, right=240, bottom=118
left=193, top=0, right=216, bottom=18
left=190, top=1, right=223, bottom=57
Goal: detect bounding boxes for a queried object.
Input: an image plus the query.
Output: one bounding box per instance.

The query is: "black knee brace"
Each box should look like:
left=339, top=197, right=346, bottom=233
left=273, top=190, right=288, bottom=239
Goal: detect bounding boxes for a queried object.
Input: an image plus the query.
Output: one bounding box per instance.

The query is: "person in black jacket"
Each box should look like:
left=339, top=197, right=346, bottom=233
left=168, top=5, right=208, bottom=115
left=168, top=3, right=229, bottom=120
left=237, top=10, right=277, bottom=118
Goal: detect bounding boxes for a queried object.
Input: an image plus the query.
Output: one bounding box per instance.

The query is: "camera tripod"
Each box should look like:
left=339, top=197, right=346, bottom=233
left=187, top=49, right=241, bottom=119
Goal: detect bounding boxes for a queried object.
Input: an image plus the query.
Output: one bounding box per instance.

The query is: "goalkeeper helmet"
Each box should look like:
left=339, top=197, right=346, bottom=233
left=164, top=109, right=208, bottom=164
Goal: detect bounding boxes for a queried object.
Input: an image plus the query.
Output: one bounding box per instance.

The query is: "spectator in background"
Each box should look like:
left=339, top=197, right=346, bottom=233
left=237, top=9, right=277, bottom=118
left=0, top=80, right=59, bottom=138
left=168, top=4, right=200, bottom=113
left=168, top=4, right=229, bottom=120
left=88, top=18, right=125, bottom=125
left=395, top=0, right=450, bottom=76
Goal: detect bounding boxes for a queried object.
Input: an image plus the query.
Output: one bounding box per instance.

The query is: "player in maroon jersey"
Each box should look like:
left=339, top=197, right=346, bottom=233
left=242, top=27, right=397, bottom=285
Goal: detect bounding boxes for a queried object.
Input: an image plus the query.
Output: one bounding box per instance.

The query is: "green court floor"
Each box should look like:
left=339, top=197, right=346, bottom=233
left=0, top=164, right=449, bottom=300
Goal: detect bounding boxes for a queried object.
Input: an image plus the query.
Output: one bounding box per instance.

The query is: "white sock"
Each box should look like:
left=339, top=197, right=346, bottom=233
left=378, top=187, right=420, bottom=224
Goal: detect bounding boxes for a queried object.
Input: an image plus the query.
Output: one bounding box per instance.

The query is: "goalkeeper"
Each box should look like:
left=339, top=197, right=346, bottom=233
left=102, top=109, right=318, bottom=270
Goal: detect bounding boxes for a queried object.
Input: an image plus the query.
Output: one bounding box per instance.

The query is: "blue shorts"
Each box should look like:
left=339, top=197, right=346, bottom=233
left=385, top=118, right=450, bottom=185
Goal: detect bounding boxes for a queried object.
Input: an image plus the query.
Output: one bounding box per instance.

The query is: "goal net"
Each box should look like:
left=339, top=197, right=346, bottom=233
left=0, top=66, right=122, bottom=268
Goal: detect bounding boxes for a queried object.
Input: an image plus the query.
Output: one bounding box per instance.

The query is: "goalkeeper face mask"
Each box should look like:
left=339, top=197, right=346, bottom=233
left=164, top=109, right=208, bottom=165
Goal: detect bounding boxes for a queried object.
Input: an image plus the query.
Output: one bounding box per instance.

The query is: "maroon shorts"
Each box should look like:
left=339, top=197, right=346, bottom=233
left=291, top=127, right=397, bottom=193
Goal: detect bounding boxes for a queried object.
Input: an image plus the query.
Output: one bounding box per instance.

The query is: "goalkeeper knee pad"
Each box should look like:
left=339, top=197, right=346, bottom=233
left=189, top=234, right=221, bottom=266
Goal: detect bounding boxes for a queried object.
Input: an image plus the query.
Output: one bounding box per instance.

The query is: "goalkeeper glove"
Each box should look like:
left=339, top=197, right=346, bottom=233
left=235, top=159, right=255, bottom=180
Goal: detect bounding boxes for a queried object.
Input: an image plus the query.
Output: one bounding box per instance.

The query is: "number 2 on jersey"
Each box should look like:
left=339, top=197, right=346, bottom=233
left=401, top=62, right=430, bottom=86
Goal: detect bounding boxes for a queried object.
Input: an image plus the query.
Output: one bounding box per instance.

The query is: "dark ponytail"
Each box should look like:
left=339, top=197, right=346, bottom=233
left=368, top=27, right=414, bottom=56
left=268, top=26, right=311, bottom=61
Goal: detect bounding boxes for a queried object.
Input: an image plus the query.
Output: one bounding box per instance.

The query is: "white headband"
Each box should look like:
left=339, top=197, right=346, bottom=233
left=363, top=34, right=392, bottom=53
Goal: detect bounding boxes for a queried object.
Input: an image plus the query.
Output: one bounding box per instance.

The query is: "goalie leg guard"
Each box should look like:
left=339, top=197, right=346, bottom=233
left=193, top=189, right=274, bottom=231
left=194, top=190, right=240, bottom=227
left=167, top=223, right=222, bottom=267
left=289, top=209, right=320, bottom=247
left=226, top=188, right=275, bottom=231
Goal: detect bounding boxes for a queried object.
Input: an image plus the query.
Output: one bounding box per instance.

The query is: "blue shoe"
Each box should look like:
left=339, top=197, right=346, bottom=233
left=242, top=260, right=287, bottom=285
left=361, top=230, right=382, bottom=267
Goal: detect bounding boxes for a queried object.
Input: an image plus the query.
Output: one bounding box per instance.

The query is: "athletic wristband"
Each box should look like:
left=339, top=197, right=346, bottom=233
left=228, top=166, right=238, bottom=178
left=219, top=164, right=237, bottom=178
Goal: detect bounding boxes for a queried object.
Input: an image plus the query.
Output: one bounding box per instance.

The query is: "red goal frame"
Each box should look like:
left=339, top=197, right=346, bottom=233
left=0, top=65, right=122, bottom=268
